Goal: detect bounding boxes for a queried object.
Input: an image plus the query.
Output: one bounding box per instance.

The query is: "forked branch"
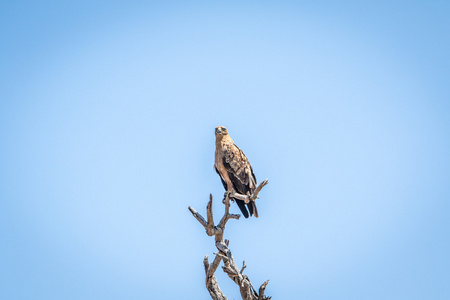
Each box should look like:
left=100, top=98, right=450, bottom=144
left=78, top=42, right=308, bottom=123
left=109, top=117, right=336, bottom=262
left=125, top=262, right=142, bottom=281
left=230, top=178, right=269, bottom=204
left=188, top=192, right=271, bottom=300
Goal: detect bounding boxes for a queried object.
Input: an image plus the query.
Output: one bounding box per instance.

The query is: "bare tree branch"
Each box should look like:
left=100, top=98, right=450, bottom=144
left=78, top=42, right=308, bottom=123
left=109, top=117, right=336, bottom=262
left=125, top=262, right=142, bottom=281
left=241, top=261, right=246, bottom=274
left=188, top=206, right=207, bottom=228
left=204, top=255, right=227, bottom=300
left=258, top=280, right=271, bottom=300
left=229, top=178, right=269, bottom=204
left=189, top=191, right=271, bottom=299
left=206, top=194, right=215, bottom=236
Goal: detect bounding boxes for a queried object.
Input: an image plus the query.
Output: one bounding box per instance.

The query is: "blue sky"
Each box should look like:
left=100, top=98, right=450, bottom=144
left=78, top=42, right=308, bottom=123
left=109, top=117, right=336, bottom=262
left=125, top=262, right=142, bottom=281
left=1, top=1, right=449, bottom=299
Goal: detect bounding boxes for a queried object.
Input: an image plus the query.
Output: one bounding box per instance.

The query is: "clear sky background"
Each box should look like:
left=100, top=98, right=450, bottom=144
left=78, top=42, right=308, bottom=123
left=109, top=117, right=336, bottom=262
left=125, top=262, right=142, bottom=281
left=1, top=1, right=449, bottom=299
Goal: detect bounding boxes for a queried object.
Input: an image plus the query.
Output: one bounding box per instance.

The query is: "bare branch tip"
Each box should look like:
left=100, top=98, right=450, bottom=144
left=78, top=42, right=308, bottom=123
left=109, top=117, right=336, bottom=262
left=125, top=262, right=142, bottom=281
left=229, top=213, right=240, bottom=220
left=213, top=252, right=228, bottom=260
left=240, top=260, right=247, bottom=274
left=258, top=280, right=270, bottom=300
left=203, top=255, right=209, bottom=273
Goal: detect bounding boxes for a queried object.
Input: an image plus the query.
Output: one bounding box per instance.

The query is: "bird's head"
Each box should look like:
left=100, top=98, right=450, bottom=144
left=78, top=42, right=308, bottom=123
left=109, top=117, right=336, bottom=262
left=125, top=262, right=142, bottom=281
left=215, top=126, right=229, bottom=137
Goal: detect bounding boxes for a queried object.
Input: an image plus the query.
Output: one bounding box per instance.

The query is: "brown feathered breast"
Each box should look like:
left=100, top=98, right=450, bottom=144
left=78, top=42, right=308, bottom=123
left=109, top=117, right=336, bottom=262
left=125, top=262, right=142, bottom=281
left=214, top=127, right=258, bottom=218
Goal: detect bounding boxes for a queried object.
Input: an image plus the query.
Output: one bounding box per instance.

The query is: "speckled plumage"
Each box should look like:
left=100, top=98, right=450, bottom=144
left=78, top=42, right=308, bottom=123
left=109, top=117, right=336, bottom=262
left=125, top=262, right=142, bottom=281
left=214, top=126, right=258, bottom=218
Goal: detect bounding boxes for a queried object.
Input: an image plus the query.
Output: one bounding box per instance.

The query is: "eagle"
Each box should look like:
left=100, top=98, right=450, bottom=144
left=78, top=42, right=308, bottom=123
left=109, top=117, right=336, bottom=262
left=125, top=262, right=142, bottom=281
left=214, top=126, right=258, bottom=218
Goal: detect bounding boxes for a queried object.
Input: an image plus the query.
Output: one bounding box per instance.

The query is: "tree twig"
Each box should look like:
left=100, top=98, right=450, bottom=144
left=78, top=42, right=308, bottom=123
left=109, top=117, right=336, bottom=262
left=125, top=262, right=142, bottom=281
left=188, top=206, right=207, bottom=228
left=230, top=178, right=269, bottom=204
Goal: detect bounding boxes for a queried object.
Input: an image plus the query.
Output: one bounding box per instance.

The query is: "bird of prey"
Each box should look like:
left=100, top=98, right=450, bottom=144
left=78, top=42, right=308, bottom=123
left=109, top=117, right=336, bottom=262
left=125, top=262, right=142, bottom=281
left=214, top=126, right=258, bottom=218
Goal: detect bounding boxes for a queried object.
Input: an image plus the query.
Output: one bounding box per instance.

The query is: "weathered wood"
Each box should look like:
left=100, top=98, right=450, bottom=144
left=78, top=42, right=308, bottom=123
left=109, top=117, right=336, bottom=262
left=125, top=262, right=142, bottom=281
left=204, top=255, right=228, bottom=300
left=188, top=206, right=207, bottom=228
left=258, top=280, right=270, bottom=300
left=189, top=191, right=271, bottom=300
left=230, top=178, right=269, bottom=204
left=207, top=194, right=215, bottom=236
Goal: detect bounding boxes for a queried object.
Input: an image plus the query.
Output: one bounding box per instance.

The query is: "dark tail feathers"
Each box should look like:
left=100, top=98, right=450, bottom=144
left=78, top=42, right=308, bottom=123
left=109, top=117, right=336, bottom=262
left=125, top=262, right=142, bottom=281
left=235, top=199, right=249, bottom=218
left=247, top=201, right=258, bottom=218
left=236, top=199, right=258, bottom=218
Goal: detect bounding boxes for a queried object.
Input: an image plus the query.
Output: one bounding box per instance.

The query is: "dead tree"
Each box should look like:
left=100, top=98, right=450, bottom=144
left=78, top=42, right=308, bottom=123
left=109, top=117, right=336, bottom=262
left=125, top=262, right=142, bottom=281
left=188, top=179, right=270, bottom=300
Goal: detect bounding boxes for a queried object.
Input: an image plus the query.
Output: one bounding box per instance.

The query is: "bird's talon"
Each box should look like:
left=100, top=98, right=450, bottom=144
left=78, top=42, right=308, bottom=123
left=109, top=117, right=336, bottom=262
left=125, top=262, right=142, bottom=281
left=224, top=190, right=235, bottom=197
